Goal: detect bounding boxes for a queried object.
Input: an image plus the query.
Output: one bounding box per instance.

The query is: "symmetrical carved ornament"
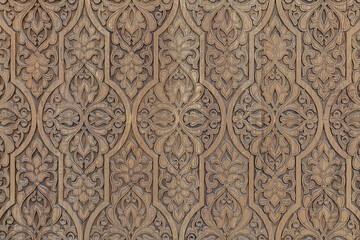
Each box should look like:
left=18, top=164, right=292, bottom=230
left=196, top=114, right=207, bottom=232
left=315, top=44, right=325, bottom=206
left=0, top=0, right=359, bottom=239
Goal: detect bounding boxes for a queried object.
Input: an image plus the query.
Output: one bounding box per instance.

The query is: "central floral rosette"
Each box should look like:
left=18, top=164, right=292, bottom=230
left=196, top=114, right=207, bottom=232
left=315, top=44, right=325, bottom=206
left=138, top=68, right=221, bottom=171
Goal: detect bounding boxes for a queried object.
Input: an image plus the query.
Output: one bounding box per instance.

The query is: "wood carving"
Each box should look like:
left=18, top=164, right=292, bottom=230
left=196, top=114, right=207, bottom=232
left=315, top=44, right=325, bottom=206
left=0, top=0, right=359, bottom=239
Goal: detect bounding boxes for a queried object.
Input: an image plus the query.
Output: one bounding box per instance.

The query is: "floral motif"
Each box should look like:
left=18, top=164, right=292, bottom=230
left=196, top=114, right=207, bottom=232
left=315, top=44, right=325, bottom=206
left=72, top=175, right=96, bottom=205
left=281, top=136, right=355, bottom=240
left=119, top=52, right=144, bottom=83
left=303, top=141, right=343, bottom=192
left=19, top=3, right=59, bottom=97
left=90, top=189, right=173, bottom=240
left=67, top=173, right=98, bottom=220
left=205, top=139, right=247, bottom=192
left=308, top=192, right=339, bottom=234
left=90, top=136, right=172, bottom=239
left=114, top=51, right=147, bottom=98
left=209, top=154, right=244, bottom=188
left=283, top=189, right=360, bottom=240
left=20, top=46, right=56, bottom=97
left=233, top=72, right=317, bottom=172
left=117, top=156, right=143, bottom=185
left=137, top=11, right=222, bottom=225
left=0, top=0, right=79, bottom=97
left=44, top=81, right=126, bottom=171
left=19, top=139, right=56, bottom=189
left=0, top=138, right=78, bottom=239
left=65, top=16, right=104, bottom=67
left=283, top=167, right=355, bottom=240
left=24, top=51, right=50, bottom=83
left=329, top=52, right=360, bottom=212
left=23, top=4, right=52, bottom=47
left=263, top=33, right=289, bottom=61
left=212, top=191, right=243, bottom=233
left=16, top=139, right=58, bottom=233
left=111, top=138, right=152, bottom=192
left=43, top=12, right=127, bottom=221
left=311, top=52, right=337, bottom=83
left=308, top=4, right=340, bottom=47
left=185, top=0, right=268, bottom=99
left=116, top=190, right=147, bottom=232
left=184, top=138, right=268, bottom=239
left=0, top=199, right=78, bottom=240
left=260, top=178, right=292, bottom=223
left=213, top=51, right=242, bottom=80
left=186, top=200, right=269, bottom=240
left=163, top=173, right=198, bottom=222
left=307, top=48, right=343, bottom=99
left=44, top=13, right=126, bottom=165
left=330, top=78, right=360, bottom=156
left=165, top=33, right=197, bottom=63
left=281, top=0, right=360, bottom=100
left=138, top=72, right=220, bottom=172
left=91, top=0, right=173, bottom=98
left=232, top=16, right=318, bottom=227
left=283, top=210, right=360, bottom=240
left=2, top=0, right=360, bottom=239
left=282, top=1, right=353, bottom=48
left=0, top=26, right=31, bottom=209
left=0, top=62, right=31, bottom=151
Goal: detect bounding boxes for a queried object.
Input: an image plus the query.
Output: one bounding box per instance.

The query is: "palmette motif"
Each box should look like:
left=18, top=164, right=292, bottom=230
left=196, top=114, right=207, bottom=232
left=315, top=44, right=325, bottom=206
left=90, top=0, right=173, bottom=99
left=0, top=25, right=32, bottom=210
left=282, top=139, right=360, bottom=240
left=0, top=0, right=360, bottom=239
left=0, top=0, right=79, bottom=97
left=0, top=138, right=78, bottom=240
left=42, top=7, right=129, bottom=222
left=185, top=137, right=269, bottom=239
left=231, top=9, right=320, bottom=237
left=0, top=24, right=35, bottom=240
left=185, top=0, right=269, bottom=99
left=281, top=0, right=360, bottom=100
left=329, top=25, right=360, bottom=220
left=89, top=138, right=173, bottom=239
left=136, top=5, right=224, bottom=230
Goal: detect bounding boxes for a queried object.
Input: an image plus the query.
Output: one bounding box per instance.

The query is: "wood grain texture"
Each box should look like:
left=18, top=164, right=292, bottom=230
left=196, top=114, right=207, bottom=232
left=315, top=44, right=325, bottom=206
left=0, top=0, right=359, bottom=239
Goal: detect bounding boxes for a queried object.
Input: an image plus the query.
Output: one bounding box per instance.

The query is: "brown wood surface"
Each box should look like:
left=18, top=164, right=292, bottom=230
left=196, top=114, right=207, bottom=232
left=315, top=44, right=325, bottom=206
left=0, top=0, right=359, bottom=239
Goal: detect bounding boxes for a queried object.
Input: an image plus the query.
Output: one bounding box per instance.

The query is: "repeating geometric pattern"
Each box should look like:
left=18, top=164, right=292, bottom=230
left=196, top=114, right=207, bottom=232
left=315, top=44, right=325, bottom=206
left=0, top=0, right=359, bottom=239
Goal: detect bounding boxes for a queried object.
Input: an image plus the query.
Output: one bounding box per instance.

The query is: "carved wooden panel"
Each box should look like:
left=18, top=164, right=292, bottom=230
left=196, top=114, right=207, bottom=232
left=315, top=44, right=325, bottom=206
left=0, top=0, right=359, bottom=239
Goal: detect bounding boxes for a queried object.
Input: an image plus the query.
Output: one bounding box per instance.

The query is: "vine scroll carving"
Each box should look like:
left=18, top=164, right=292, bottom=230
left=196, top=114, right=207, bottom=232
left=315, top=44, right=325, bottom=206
left=0, top=0, right=359, bottom=239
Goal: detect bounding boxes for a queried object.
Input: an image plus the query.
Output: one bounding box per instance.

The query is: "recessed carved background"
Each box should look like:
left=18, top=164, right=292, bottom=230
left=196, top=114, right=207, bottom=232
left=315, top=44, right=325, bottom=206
left=0, top=0, right=359, bottom=239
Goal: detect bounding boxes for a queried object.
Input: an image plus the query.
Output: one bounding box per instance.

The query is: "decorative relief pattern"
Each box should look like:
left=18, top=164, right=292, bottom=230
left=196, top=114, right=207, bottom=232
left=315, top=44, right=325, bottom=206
left=185, top=0, right=269, bottom=99
left=1, top=0, right=360, bottom=239
left=329, top=26, right=360, bottom=216
left=281, top=0, right=360, bottom=100
left=232, top=12, right=319, bottom=232
left=90, top=0, right=173, bottom=99
left=42, top=7, right=128, bottom=221
left=282, top=138, right=360, bottom=240
left=0, top=0, right=79, bottom=97
left=0, top=25, right=31, bottom=210
left=0, top=138, right=78, bottom=240
left=89, top=137, right=173, bottom=239
left=185, top=137, right=269, bottom=239
left=136, top=7, right=223, bottom=229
